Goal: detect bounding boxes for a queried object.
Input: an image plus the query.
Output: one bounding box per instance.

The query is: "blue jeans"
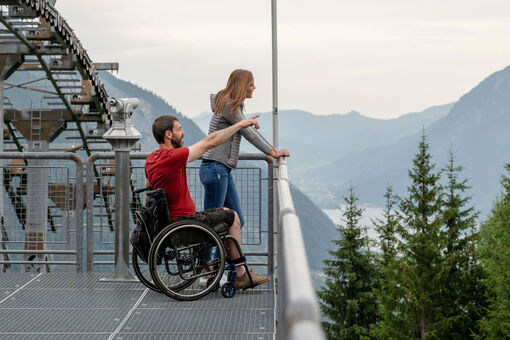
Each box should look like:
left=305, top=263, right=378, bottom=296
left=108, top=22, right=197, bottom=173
left=199, top=161, right=245, bottom=228
left=199, top=161, right=245, bottom=262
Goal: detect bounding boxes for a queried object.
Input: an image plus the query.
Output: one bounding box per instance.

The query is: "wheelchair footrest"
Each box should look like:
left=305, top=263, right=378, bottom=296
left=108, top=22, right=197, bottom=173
left=227, top=256, right=246, bottom=265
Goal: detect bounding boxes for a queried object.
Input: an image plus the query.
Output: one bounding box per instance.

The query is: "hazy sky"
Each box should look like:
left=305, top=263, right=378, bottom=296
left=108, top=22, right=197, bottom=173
left=58, top=0, right=510, bottom=119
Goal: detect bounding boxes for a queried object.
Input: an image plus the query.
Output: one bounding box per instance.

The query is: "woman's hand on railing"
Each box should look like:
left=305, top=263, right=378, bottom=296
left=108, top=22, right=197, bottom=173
left=271, top=148, right=290, bottom=159
left=276, top=149, right=290, bottom=159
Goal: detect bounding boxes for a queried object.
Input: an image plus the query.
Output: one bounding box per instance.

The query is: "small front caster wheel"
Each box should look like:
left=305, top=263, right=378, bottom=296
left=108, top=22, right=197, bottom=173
left=221, top=282, right=236, bottom=298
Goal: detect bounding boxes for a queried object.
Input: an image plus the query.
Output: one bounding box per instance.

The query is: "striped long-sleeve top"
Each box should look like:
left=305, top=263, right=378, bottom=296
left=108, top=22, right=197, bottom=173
left=203, top=94, right=274, bottom=169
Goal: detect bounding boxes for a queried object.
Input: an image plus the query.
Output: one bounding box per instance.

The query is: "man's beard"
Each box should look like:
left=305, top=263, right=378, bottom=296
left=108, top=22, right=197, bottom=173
left=171, top=136, right=183, bottom=148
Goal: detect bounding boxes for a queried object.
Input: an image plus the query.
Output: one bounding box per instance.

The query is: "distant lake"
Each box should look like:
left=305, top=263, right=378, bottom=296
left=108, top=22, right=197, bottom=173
left=322, top=206, right=385, bottom=244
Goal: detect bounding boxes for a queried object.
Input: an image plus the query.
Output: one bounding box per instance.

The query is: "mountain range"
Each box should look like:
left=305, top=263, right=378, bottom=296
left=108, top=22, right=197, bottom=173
left=303, top=66, right=510, bottom=214
left=194, top=66, right=510, bottom=217
left=193, top=103, right=453, bottom=176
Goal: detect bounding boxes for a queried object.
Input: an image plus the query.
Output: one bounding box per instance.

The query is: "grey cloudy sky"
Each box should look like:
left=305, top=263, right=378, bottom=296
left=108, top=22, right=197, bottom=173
left=58, top=0, right=510, bottom=119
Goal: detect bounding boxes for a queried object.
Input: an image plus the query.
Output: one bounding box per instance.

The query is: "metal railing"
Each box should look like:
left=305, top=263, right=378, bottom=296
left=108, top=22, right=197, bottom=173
left=0, top=152, right=84, bottom=272
left=276, top=158, right=325, bottom=340
left=0, top=151, right=325, bottom=338
left=85, top=152, right=274, bottom=273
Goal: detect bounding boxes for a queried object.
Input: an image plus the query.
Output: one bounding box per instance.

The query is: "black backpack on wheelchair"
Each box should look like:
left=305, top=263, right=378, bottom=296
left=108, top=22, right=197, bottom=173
left=130, top=188, right=171, bottom=263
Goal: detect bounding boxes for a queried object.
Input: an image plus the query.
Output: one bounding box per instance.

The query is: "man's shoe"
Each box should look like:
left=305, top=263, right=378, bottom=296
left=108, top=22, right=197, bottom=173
left=249, top=269, right=270, bottom=285
left=234, top=269, right=270, bottom=290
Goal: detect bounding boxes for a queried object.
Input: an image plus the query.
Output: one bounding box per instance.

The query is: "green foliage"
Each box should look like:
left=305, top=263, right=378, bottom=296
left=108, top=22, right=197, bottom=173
left=435, top=150, right=487, bottom=339
left=372, top=137, right=486, bottom=339
left=373, top=134, right=445, bottom=339
left=478, top=163, right=510, bottom=339
left=373, top=186, right=399, bottom=266
left=395, top=133, right=444, bottom=339
left=371, top=186, right=408, bottom=340
left=319, top=185, right=379, bottom=340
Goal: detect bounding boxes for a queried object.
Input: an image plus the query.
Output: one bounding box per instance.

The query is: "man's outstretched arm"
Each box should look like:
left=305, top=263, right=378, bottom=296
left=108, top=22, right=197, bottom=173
left=187, top=115, right=260, bottom=163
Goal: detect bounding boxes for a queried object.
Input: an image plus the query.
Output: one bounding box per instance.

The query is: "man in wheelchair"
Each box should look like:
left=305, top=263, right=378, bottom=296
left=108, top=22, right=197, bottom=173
left=144, top=114, right=270, bottom=290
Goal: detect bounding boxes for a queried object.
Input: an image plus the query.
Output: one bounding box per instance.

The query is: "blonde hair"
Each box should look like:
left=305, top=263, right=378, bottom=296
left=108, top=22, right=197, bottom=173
left=214, top=69, right=253, bottom=118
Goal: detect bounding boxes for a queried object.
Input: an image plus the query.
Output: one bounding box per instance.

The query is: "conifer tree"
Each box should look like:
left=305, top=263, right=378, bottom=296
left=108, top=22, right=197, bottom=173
left=373, top=186, right=399, bottom=266
left=374, top=133, right=444, bottom=339
left=436, top=150, right=487, bottom=338
left=478, top=163, right=510, bottom=338
left=318, top=185, right=379, bottom=340
left=371, top=186, right=402, bottom=339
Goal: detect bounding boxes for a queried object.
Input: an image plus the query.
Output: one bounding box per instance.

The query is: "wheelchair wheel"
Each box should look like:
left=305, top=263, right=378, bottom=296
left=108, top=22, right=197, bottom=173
left=132, top=248, right=160, bottom=292
left=149, top=220, right=226, bottom=301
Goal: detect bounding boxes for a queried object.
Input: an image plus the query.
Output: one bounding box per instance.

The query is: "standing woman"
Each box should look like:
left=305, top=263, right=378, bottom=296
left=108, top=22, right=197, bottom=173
left=200, top=69, right=289, bottom=229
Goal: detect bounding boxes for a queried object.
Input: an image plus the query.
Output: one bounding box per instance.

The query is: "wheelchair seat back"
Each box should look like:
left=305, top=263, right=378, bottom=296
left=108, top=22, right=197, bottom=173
left=131, top=188, right=171, bottom=262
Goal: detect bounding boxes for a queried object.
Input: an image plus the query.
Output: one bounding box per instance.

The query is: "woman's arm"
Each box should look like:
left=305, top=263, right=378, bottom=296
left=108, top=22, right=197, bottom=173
left=188, top=115, right=260, bottom=163
left=223, top=106, right=290, bottom=158
left=222, top=106, right=274, bottom=155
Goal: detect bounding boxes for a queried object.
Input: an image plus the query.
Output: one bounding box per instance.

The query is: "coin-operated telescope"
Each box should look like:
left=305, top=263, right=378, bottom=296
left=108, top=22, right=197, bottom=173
left=102, top=98, right=142, bottom=150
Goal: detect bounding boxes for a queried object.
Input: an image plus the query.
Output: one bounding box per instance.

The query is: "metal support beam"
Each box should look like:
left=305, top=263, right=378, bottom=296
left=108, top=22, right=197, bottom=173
left=92, top=63, right=119, bottom=71
left=4, top=82, right=57, bottom=95
left=0, top=43, right=67, bottom=55
left=4, top=108, right=102, bottom=122
left=0, top=15, right=92, bottom=156
left=16, top=61, right=119, bottom=72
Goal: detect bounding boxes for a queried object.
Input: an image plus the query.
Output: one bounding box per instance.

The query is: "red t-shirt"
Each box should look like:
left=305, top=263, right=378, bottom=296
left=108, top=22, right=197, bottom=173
left=144, top=147, right=196, bottom=221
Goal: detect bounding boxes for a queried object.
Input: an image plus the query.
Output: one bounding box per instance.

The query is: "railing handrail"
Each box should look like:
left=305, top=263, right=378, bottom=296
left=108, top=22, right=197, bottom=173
left=276, top=158, right=325, bottom=340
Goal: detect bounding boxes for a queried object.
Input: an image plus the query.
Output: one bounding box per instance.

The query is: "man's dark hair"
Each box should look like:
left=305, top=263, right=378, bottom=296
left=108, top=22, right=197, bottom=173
left=152, top=115, right=179, bottom=144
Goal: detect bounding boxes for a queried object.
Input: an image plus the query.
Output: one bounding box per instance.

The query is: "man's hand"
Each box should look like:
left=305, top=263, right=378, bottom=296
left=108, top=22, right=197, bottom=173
left=189, top=115, right=260, bottom=163
left=237, top=115, right=260, bottom=130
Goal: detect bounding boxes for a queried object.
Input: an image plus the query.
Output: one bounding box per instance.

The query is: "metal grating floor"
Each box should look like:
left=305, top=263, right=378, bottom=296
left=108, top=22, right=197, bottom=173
left=0, top=273, right=275, bottom=340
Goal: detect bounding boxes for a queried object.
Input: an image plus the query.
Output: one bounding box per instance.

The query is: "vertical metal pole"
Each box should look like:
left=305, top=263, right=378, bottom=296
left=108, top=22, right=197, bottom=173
left=114, top=150, right=132, bottom=277
left=276, top=178, right=285, bottom=339
left=271, top=0, right=278, bottom=150
left=74, top=160, right=83, bottom=273
left=271, top=2, right=282, bottom=338
left=86, top=154, right=96, bottom=273
left=100, top=148, right=136, bottom=281
left=26, top=140, right=49, bottom=272
left=0, top=79, right=4, bottom=229
left=267, top=159, right=274, bottom=275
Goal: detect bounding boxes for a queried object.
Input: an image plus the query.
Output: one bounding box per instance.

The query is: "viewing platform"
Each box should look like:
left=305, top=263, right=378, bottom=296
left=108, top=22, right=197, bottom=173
left=0, top=273, right=274, bottom=339
left=0, top=1, right=323, bottom=339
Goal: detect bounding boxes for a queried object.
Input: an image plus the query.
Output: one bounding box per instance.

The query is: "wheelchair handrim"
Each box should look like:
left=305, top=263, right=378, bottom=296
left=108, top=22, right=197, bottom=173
left=149, top=222, right=226, bottom=300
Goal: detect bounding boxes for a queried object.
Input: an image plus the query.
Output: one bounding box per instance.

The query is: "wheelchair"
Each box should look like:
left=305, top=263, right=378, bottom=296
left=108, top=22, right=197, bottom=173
left=131, top=186, right=255, bottom=301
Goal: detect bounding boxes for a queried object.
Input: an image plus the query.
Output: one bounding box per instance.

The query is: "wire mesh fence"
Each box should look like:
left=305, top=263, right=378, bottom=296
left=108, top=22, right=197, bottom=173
left=88, top=156, right=268, bottom=271
left=0, top=155, right=83, bottom=273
